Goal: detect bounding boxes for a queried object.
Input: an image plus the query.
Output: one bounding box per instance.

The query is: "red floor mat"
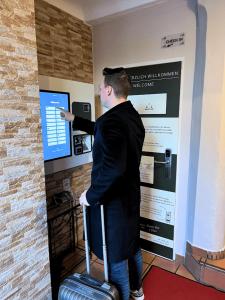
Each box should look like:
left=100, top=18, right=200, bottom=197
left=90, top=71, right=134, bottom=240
left=143, top=266, right=225, bottom=300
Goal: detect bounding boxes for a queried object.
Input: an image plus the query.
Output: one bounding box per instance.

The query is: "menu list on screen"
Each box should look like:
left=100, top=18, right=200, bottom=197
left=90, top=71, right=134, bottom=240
left=40, top=90, right=71, bottom=161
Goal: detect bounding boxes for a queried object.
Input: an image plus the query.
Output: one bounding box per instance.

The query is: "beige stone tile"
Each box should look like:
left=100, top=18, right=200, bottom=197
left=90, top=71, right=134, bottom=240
left=74, top=259, right=151, bottom=280
left=175, top=254, right=184, bottom=265
left=90, top=262, right=105, bottom=281
left=89, top=261, right=151, bottom=282
left=78, top=240, right=85, bottom=249
left=91, top=253, right=99, bottom=262
left=202, top=265, right=225, bottom=291
left=151, top=256, right=179, bottom=273
left=142, top=263, right=151, bottom=278
left=141, top=250, right=155, bottom=264
left=62, top=253, right=85, bottom=275
left=206, top=258, right=225, bottom=270
left=73, top=260, right=87, bottom=274
left=176, top=264, right=196, bottom=281
left=76, top=248, right=85, bottom=257
left=95, top=258, right=104, bottom=265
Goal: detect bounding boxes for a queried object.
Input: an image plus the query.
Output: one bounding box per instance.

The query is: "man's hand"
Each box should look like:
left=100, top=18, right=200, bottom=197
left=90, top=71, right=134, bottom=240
left=56, top=107, right=75, bottom=122
left=79, top=190, right=90, bottom=206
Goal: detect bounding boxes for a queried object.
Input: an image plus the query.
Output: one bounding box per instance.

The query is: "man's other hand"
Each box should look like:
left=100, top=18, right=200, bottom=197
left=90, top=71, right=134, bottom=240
left=79, top=190, right=90, bottom=206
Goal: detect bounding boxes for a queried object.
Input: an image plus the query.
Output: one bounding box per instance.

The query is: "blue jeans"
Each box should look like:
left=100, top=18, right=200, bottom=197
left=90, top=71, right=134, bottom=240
left=108, top=249, right=143, bottom=300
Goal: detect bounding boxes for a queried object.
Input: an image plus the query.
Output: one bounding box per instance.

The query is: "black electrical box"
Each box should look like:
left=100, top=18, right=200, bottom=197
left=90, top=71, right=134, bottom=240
left=72, top=102, right=91, bottom=122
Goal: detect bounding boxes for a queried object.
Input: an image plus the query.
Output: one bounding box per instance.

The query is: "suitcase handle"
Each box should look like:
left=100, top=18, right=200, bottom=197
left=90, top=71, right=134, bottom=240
left=83, top=205, right=109, bottom=282
left=77, top=273, right=104, bottom=287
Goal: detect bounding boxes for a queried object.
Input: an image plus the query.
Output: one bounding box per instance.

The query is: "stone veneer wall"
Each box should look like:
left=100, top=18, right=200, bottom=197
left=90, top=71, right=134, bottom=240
left=34, top=0, right=93, bottom=245
left=35, top=0, right=93, bottom=83
left=45, top=163, right=92, bottom=244
left=0, top=0, right=52, bottom=299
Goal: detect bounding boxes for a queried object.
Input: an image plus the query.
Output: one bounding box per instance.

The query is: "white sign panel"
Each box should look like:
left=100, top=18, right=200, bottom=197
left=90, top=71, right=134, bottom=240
left=140, top=231, right=174, bottom=249
left=129, top=94, right=167, bottom=114
left=140, top=186, right=176, bottom=225
left=142, top=117, right=178, bottom=154
left=161, top=33, right=185, bottom=48
left=140, top=156, right=154, bottom=184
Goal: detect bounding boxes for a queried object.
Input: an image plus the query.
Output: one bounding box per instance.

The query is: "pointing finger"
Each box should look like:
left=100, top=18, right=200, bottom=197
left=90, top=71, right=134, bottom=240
left=56, top=107, right=66, bottom=112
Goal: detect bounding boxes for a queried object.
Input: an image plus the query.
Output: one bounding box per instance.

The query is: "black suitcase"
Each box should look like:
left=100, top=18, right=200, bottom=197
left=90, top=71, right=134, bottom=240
left=58, top=205, right=119, bottom=300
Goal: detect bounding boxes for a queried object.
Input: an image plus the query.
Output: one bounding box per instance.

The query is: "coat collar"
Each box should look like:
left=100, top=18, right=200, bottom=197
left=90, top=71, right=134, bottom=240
left=102, top=100, right=132, bottom=117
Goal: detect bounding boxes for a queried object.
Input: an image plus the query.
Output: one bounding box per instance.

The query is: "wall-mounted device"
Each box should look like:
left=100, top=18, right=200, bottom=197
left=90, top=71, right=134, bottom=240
left=165, top=149, right=172, bottom=178
left=165, top=149, right=172, bottom=165
left=72, top=102, right=92, bottom=155
left=39, top=77, right=95, bottom=175
left=73, top=134, right=92, bottom=155
left=39, top=90, right=72, bottom=162
left=155, top=149, right=172, bottom=178
left=72, top=102, right=91, bottom=124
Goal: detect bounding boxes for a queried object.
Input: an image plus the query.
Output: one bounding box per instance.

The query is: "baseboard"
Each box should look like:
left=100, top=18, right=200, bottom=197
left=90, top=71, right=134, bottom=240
left=186, top=241, right=225, bottom=260
left=185, top=242, right=225, bottom=291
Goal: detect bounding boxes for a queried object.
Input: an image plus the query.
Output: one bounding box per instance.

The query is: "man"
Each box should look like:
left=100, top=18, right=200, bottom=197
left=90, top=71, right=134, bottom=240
left=60, top=67, right=145, bottom=300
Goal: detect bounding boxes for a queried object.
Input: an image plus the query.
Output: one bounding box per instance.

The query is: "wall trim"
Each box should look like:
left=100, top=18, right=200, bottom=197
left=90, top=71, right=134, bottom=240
left=186, top=241, right=225, bottom=260
left=185, top=242, right=225, bottom=292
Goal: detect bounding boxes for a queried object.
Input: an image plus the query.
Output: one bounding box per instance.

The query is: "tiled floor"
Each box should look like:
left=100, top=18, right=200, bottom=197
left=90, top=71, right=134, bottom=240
left=58, top=240, right=225, bottom=298
left=70, top=248, right=197, bottom=283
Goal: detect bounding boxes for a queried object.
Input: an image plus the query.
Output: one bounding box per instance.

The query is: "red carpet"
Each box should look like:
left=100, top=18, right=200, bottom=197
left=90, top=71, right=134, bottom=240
left=143, top=266, right=225, bottom=300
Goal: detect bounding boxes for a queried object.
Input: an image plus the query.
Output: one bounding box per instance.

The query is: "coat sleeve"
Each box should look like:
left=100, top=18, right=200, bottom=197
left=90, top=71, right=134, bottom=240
left=86, top=118, right=127, bottom=206
left=72, top=116, right=96, bottom=135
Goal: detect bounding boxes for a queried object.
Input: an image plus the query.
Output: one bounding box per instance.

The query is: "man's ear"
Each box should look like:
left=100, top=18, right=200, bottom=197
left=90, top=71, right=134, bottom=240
left=106, top=85, right=112, bottom=96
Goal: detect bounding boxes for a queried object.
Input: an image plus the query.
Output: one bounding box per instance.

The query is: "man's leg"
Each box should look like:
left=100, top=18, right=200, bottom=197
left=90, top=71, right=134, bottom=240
left=108, top=259, right=130, bottom=300
left=128, top=248, right=144, bottom=299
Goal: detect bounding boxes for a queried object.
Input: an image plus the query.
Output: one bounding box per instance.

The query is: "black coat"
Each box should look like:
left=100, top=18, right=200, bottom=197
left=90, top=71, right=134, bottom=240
left=73, top=101, right=145, bottom=262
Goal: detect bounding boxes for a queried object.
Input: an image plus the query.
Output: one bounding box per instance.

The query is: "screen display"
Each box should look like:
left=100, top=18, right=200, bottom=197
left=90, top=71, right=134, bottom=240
left=39, top=90, right=72, bottom=161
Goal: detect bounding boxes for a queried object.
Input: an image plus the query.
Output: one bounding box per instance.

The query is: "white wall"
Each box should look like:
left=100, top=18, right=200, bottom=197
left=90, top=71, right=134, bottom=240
left=43, top=0, right=85, bottom=21
left=43, top=0, right=166, bottom=23
left=93, top=0, right=196, bottom=256
left=192, top=0, right=225, bottom=251
left=80, top=0, right=165, bottom=23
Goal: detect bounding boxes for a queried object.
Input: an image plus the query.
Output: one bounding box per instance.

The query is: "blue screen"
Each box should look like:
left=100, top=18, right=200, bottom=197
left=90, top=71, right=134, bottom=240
left=39, top=90, right=71, bottom=161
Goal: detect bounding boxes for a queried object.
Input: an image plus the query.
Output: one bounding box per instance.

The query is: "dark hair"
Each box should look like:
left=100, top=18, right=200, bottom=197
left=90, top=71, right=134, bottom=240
left=102, top=67, right=131, bottom=99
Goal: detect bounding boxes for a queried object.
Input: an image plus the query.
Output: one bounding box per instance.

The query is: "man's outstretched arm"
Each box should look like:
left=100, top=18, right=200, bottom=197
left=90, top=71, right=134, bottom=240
left=58, top=107, right=95, bottom=135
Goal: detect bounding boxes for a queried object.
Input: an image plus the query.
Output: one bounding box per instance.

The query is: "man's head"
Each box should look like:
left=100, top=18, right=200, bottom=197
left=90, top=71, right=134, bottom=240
left=100, top=67, right=131, bottom=108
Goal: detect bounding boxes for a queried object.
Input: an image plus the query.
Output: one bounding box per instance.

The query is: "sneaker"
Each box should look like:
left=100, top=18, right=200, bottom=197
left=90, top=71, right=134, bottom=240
left=130, top=287, right=144, bottom=300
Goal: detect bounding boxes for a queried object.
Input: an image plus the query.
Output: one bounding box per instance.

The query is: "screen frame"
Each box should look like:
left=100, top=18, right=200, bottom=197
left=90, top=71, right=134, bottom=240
left=39, top=89, right=72, bottom=162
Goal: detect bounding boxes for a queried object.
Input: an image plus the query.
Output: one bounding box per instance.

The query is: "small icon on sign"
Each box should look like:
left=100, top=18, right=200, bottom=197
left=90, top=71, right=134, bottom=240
left=166, top=211, right=171, bottom=223
left=145, top=104, right=154, bottom=111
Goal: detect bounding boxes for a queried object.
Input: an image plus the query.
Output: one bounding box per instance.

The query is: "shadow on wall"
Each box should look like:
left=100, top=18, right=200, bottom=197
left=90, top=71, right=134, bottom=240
left=186, top=0, right=207, bottom=242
